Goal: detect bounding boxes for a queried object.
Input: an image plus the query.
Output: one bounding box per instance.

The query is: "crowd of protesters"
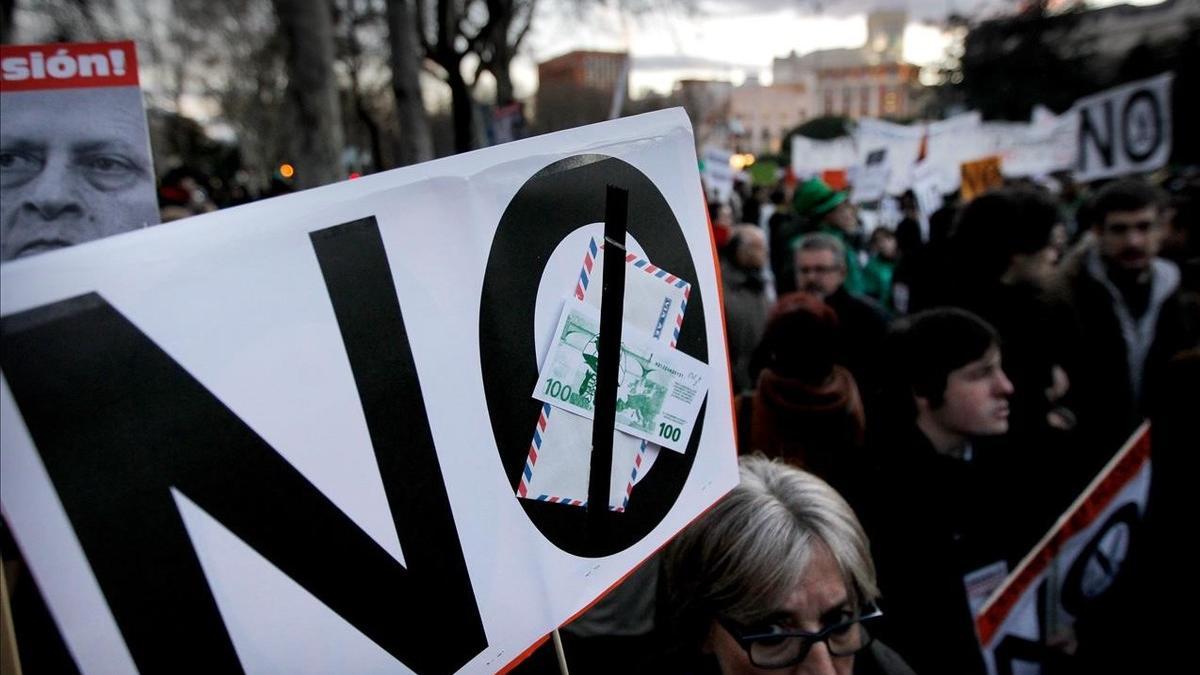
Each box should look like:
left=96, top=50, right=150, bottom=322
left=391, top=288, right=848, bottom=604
left=713, top=169, right=1196, bottom=675
left=3, top=74, right=1197, bottom=671
left=519, top=166, right=1199, bottom=675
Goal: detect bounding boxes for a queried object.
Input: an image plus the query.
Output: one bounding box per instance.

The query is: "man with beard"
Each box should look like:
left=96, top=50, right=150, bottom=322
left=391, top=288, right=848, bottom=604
left=1055, top=178, right=1196, bottom=475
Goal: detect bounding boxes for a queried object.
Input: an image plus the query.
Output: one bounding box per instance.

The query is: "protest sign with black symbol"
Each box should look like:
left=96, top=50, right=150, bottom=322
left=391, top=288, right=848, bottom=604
left=1073, top=73, right=1173, bottom=182
left=974, top=424, right=1151, bottom=675
left=0, top=108, right=738, bottom=674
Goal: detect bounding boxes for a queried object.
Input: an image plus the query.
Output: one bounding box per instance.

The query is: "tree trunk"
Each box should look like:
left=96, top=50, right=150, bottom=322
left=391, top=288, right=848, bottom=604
left=445, top=64, right=475, bottom=155
left=0, top=0, right=14, bottom=45
left=492, top=42, right=515, bottom=107
left=356, top=98, right=385, bottom=174
left=272, top=0, right=345, bottom=189
left=386, top=0, right=433, bottom=166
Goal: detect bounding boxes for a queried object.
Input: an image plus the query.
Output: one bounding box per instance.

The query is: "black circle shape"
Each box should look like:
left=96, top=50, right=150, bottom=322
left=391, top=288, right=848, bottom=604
left=480, top=154, right=709, bottom=557
left=1061, top=503, right=1139, bottom=616
left=1121, top=89, right=1162, bottom=163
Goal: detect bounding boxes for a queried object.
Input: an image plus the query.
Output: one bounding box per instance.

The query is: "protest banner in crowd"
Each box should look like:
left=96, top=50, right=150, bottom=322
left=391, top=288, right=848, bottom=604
left=854, top=118, right=924, bottom=194
left=975, top=424, right=1151, bottom=675
left=790, top=135, right=857, bottom=179
left=919, top=110, right=985, bottom=193
left=849, top=147, right=890, bottom=204
left=960, top=155, right=1005, bottom=202
left=982, top=113, right=1078, bottom=179
left=1072, top=72, right=1173, bottom=182
left=784, top=72, right=1173, bottom=204
left=0, top=108, right=738, bottom=674
left=0, top=41, right=159, bottom=263
left=911, top=159, right=946, bottom=222
left=700, top=146, right=735, bottom=204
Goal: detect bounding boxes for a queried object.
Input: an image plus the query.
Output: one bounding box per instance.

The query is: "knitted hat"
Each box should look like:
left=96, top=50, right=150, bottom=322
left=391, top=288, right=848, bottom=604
left=750, top=292, right=840, bottom=382
left=793, top=177, right=847, bottom=218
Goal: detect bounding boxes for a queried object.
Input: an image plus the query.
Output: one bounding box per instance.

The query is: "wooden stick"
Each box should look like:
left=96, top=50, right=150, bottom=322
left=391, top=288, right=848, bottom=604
left=551, top=628, right=569, bottom=675
left=0, top=558, right=23, bottom=675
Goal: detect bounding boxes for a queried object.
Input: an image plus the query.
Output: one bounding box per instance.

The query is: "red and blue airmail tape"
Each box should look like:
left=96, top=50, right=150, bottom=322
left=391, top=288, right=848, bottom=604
left=519, top=237, right=692, bottom=510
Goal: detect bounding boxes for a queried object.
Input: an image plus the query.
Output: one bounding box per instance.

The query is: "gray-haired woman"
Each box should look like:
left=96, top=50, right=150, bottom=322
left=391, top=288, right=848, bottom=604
left=661, top=455, right=915, bottom=675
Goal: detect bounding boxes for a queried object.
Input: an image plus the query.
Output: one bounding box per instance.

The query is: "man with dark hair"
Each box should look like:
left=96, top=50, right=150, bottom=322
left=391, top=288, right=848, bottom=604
left=947, top=187, right=1075, bottom=440
left=846, top=308, right=1015, bottom=675
left=1055, top=177, right=1195, bottom=474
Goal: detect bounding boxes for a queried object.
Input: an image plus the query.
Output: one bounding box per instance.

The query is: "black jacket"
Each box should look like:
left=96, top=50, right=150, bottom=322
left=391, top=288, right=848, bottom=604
left=847, top=425, right=1019, bottom=675
left=824, top=287, right=890, bottom=398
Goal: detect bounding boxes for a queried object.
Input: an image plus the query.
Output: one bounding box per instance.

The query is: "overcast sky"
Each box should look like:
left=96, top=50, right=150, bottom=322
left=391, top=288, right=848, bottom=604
left=512, top=0, right=1162, bottom=97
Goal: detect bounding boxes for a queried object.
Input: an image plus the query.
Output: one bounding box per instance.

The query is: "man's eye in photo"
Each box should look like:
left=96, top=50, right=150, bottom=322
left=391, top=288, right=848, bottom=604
left=80, top=154, right=138, bottom=173
left=0, top=150, right=44, bottom=188
left=78, top=153, right=142, bottom=190
left=0, top=150, right=43, bottom=171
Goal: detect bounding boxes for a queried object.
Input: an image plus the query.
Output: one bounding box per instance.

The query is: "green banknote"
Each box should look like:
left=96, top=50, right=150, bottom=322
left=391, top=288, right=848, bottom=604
left=533, top=297, right=708, bottom=453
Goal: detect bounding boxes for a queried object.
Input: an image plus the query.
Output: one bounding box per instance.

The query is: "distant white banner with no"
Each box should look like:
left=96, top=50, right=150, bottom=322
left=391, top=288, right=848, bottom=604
left=1072, top=73, right=1173, bottom=182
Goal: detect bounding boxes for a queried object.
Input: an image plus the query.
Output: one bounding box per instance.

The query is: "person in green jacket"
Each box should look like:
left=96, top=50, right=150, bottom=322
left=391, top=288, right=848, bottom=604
left=863, top=227, right=898, bottom=310
left=792, top=177, right=868, bottom=296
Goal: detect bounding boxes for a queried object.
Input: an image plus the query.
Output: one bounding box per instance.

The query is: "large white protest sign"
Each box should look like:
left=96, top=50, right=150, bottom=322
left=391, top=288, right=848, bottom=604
left=920, top=111, right=985, bottom=193
left=911, top=159, right=946, bottom=223
left=0, top=41, right=159, bottom=263
left=701, top=146, right=735, bottom=204
left=981, top=114, right=1078, bottom=179
left=850, top=147, right=890, bottom=204
left=0, top=108, right=738, bottom=674
left=975, top=424, right=1151, bottom=675
left=791, top=135, right=857, bottom=178
left=854, top=118, right=924, bottom=194
left=1073, top=73, right=1173, bottom=182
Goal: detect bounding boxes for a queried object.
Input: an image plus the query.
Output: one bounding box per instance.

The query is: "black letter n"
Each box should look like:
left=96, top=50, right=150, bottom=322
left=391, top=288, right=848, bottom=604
left=0, top=217, right=485, bottom=674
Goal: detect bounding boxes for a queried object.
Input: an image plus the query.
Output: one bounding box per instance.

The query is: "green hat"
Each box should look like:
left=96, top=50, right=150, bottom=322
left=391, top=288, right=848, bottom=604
left=793, top=177, right=846, bottom=218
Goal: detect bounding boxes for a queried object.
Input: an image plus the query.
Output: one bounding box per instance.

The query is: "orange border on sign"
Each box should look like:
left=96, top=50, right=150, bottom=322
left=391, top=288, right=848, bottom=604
left=497, top=185, right=740, bottom=673
left=975, top=422, right=1151, bottom=647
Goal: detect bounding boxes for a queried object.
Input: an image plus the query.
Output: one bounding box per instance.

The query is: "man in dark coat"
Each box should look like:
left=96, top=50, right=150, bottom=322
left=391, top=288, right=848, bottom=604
left=845, top=309, right=1018, bottom=675
left=721, top=225, right=773, bottom=394
left=1053, top=178, right=1198, bottom=480
left=793, top=232, right=890, bottom=398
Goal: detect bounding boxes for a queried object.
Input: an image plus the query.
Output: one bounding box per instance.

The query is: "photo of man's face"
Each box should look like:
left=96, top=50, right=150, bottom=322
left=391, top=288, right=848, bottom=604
left=1, top=86, right=159, bottom=262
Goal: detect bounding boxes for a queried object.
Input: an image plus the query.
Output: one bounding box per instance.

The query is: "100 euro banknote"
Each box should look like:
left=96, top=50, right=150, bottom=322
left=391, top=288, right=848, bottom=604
left=532, top=297, right=708, bottom=452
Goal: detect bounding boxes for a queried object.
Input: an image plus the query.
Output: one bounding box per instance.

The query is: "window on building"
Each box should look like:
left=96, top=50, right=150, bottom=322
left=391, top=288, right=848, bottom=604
left=884, top=90, right=899, bottom=115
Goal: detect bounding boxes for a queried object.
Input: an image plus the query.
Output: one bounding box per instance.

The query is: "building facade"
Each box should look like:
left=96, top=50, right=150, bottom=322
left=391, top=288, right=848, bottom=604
left=771, top=9, right=922, bottom=121
left=729, top=82, right=813, bottom=154
left=537, top=50, right=630, bottom=97
left=817, top=63, right=921, bottom=119
left=534, top=50, right=630, bottom=133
